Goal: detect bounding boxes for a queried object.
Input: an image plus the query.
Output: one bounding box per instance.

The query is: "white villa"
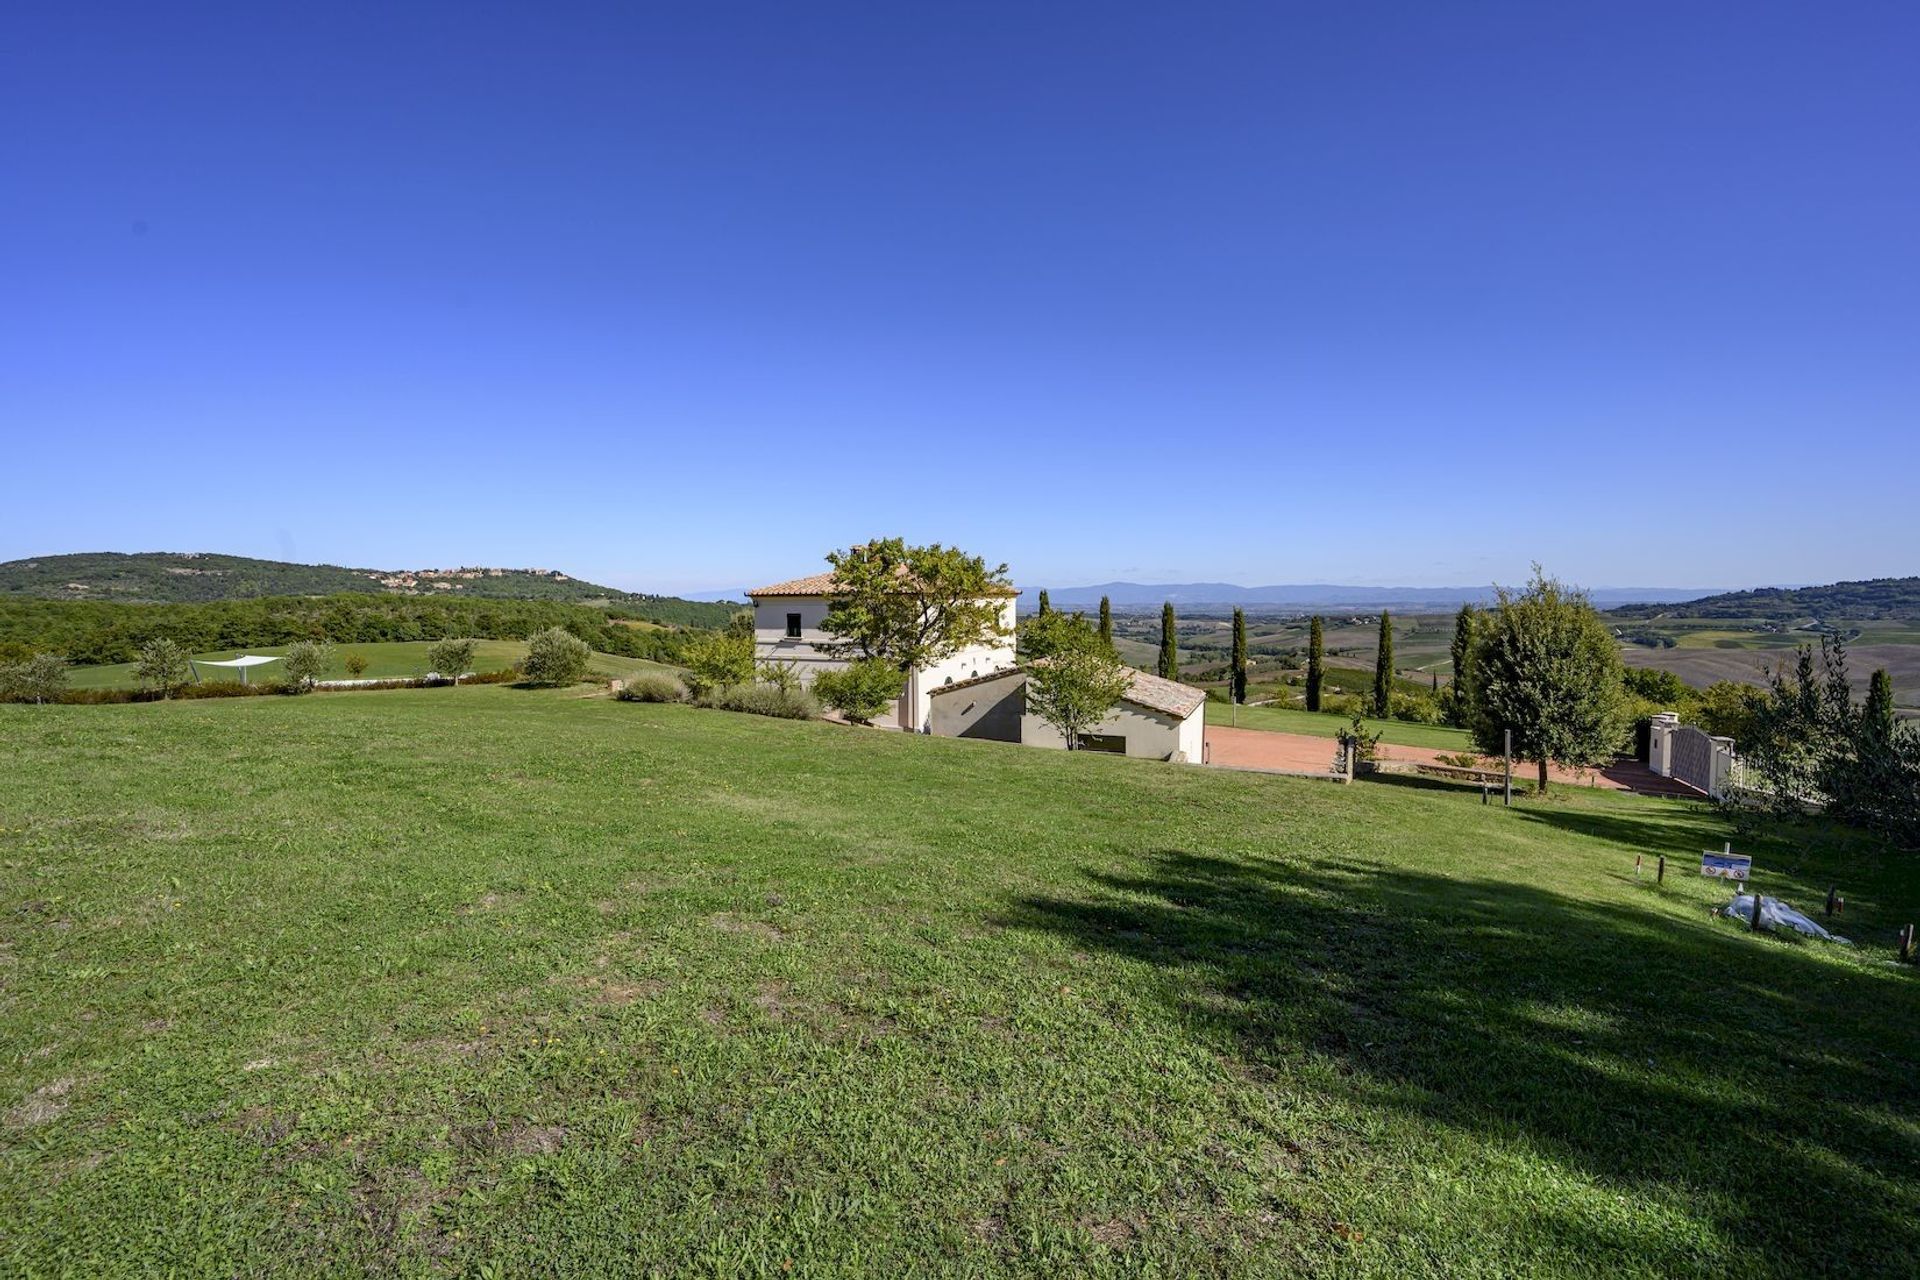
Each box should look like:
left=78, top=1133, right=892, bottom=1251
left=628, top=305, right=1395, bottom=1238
left=747, top=572, right=1018, bottom=732
left=748, top=568, right=1208, bottom=761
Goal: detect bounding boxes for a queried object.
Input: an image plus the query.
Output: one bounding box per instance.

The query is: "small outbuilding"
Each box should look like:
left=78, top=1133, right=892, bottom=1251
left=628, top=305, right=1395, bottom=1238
left=927, top=666, right=1207, bottom=763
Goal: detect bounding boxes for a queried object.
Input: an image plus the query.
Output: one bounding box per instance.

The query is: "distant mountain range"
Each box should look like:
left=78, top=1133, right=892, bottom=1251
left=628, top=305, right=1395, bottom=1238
left=1036, top=582, right=1733, bottom=612
left=0, top=552, right=711, bottom=611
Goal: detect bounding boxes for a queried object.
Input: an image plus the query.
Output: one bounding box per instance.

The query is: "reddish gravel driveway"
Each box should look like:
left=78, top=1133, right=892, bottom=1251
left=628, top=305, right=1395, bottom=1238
left=1203, top=726, right=1694, bottom=795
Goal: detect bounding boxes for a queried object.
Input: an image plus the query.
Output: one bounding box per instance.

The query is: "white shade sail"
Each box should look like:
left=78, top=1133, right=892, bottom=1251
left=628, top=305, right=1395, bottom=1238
left=193, top=655, right=282, bottom=669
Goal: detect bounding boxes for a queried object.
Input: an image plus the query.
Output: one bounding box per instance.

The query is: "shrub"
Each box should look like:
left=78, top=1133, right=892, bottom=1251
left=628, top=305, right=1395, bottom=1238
left=135, top=638, right=192, bottom=698
left=682, top=629, right=755, bottom=697
left=0, top=652, right=70, bottom=704
left=342, top=652, right=369, bottom=679
left=281, top=640, right=333, bottom=692
left=427, top=637, right=477, bottom=684
left=699, top=683, right=817, bottom=719
left=1389, top=690, right=1445, bottom=724
left=616, top=673, right=687, bottom=703
left=756, top=659, right=801, bottom=694
left=522, top=627, right=591, bottom=685
left=811, top=659, right=905, bottom=724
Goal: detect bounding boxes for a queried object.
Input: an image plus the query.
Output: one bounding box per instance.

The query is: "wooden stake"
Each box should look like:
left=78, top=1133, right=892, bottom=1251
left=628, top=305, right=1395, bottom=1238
left=1634, top=853, right=1643, bottom=878
left=1901, top=924, right=1914, bottom=965
left=1656, top=855, right=1665, bottom=884
left=1503, top=729, right=1512, bottom=807
left=1750, top=890, right=1763, bottom=932
left=1826, top=886, right=1839, bottom=917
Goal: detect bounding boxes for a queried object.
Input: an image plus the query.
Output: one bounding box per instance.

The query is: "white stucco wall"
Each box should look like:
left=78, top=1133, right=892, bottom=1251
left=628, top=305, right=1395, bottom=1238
left=1019, top=699, right=1197, bottom=760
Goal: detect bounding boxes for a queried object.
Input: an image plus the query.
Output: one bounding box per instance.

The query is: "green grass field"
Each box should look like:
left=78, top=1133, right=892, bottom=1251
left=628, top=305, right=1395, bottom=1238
left=4, top=690, right=1917, bottom=1275
left=1208, top=701, right=1474, bottom=751
left=63, top=640, right=678, bottom=689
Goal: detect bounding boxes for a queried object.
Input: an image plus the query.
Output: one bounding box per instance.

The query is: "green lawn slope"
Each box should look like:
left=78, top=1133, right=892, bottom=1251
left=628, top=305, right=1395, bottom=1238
left=2, top=690, right=1915, bottom=1275
left=63, top=640, right=676, bottom=689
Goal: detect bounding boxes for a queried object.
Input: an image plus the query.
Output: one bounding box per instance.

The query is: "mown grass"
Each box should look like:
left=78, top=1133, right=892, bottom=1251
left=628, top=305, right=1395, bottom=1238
left=1206, top=701, right=1473, bottom=751
left=3, top=690, right=1916, bottom=1276
left=63, top=640, right=677, bottom=689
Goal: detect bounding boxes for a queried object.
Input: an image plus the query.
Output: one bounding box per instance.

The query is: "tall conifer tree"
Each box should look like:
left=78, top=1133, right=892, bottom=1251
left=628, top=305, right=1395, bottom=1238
left=1373, top=611, right=1394, bottom=717
left=1037, top=589, right=1051, bottom=617
left=1098, top=596, right=1113, bottom=648
left=1305, top=615, right=1325, bottom=712
left=1230, top=608, right=1248, bottom=704
left=1158, top=602, right=1178, bottom=680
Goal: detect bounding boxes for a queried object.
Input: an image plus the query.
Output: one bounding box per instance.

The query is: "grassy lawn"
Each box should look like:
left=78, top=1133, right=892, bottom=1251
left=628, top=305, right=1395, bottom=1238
left=63, top=640, right=677, bottom=689
left=3, top=691, right=1917, bottom=1276
left=1207, top=700, right=1474, bottom=751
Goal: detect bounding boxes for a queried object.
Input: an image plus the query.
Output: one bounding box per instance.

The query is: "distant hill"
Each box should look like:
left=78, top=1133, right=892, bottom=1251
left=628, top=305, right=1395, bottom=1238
left=1608, top=577, right=1920, bottom=622
left=0, top=552, right=737, bottom=624
left=1042, top=581, right=1726, bottom=613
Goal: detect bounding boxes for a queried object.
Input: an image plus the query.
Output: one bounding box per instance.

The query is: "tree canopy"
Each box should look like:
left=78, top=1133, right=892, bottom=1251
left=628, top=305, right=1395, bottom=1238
left=1022, top=613, right=1132, bottom=750
left=818, top=539, right=1013, bottom=673
left=1468, top=570, right=1627, bottom=792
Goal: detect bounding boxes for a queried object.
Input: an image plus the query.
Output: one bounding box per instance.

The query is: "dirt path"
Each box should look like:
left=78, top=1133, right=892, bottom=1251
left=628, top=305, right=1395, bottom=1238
left=1203, top=726, right=1692, bottom=794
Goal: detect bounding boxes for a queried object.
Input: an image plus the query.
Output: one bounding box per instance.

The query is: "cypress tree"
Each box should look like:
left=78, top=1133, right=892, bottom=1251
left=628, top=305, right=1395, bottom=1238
left=1230, top=607, right=1248, bottom=704
left=1372, top=611, right=1394, bottom=717
left=1448, top=603, right=1478, bottom=726
left=1158, top=602, right=1178, bottom=680
left=1098, top=596, right=1113, bottom=648
left=1305, top=615, right=1324, bottom=712
left=1037, top=589, right=1051, bottom=617
left=1863, top=668, right=1897, bottom=747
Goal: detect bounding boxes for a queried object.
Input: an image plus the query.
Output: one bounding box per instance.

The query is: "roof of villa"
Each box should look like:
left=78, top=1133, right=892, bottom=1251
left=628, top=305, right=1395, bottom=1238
left=747, top=570, right=1018, bottom=598
left=927, top=663, right=1206, bottom=720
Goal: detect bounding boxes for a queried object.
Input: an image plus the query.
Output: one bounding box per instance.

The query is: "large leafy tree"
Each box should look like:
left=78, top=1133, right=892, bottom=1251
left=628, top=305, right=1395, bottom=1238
left=1305, top=615, right=1324, bottom=712
left=1372, top=612, right=1394, bottom=717
left=1158, top=603, right=1178, bottom=680
left=1230, top=608, right=1248, bottom=704
left=1022, top=613, right=1132, bottom=750
left=1469, top=570, right=1627, bottom=793
left=818, top=539, right=1013, bottom=673
left=427, top=637, right=476, bottom=685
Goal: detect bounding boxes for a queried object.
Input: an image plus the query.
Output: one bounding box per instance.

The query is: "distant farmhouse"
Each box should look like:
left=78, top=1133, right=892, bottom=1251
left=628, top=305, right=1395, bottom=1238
left=749, top=570, right=1207, bottom=760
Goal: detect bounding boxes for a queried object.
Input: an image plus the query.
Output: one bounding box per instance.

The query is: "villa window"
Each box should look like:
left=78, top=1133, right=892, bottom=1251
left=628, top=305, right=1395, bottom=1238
left=786, top=613, right=802, bottom=639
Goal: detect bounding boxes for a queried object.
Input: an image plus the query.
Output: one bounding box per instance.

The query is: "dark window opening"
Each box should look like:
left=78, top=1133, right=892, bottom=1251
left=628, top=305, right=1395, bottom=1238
left=785, top=613, right=802, bottom=639
left=1078, top=734, right=1126, bottom=754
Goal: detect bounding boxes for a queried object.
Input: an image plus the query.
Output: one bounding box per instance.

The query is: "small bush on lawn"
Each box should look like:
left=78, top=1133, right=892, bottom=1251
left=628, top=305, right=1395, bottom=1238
left=522, top=628, right=591, bottom=686
left=698, top=683, right=817, bottom=719
left=426, top=637, right=477, bottom=684
left=617, top=674, right=687, bottom=703
left=0, top=652, right=70, bottom=704
left=812, top=659, right=904, bottom=724
left=282, top=641, right=333, bottom=692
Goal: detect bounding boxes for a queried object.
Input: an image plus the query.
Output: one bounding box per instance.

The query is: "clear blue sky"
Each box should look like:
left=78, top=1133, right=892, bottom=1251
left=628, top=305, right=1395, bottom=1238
left=4, top=3, right=1915, bottom=595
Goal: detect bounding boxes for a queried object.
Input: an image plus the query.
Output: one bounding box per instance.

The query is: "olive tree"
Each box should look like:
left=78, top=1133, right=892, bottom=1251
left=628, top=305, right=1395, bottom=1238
left=427, top=637, right=477, bottom=685
left=281, top=641, right=333, bottom=692
left=522, top=627, right=591, bottom=685
left=135, top=638, right=192, bottom=699
left=681, top=628, right=755, bottom=697
left=1, top=652, right=68, bottom=704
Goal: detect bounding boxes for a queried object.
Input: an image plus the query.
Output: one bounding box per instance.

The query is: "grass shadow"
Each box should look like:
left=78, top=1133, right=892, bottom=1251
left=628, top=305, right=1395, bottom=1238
left=1001, top=848, right=1920, bottom=1272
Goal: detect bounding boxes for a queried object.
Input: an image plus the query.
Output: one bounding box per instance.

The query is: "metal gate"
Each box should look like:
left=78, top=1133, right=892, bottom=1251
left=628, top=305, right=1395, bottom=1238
left=1670, top=725, right=1715, bottom=794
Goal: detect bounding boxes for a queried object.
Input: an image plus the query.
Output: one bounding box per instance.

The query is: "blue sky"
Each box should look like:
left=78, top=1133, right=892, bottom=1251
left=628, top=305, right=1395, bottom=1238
left=3, top=3, right=1915, bottom=595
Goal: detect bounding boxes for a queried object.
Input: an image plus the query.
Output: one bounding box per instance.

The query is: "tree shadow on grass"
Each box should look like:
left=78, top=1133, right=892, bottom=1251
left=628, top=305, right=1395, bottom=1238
left=1001, top=850, right=1920, bottom=1273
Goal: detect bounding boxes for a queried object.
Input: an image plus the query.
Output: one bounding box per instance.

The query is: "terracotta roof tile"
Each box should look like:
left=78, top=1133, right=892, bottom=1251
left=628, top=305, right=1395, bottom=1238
left=925, top=663, right=1205, bottom=720
left=747, top=571, right=1018, bottom=598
